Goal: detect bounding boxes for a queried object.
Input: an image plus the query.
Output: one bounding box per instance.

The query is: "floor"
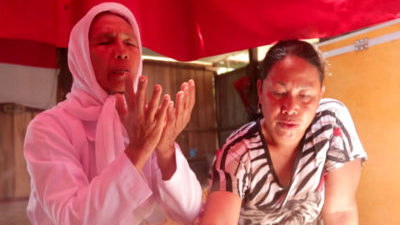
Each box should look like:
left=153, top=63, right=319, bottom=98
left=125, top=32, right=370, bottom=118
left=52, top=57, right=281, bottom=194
left=0, top=200, right=30, bottom=225
left=0, top=200, right=185, bottom=225
left=0, top=159, right=208, bottom=225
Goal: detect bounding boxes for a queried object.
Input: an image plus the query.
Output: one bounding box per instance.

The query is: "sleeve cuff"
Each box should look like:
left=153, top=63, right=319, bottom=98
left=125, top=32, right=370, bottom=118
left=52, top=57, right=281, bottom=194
left=108, top=153, right=153, bottom=206
left=156, top=144, right=191, bottom=187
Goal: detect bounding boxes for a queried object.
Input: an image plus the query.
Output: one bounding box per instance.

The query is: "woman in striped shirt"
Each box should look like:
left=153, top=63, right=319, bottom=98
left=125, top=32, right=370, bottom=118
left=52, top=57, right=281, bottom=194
left=201, top=40, right=366, bottom=225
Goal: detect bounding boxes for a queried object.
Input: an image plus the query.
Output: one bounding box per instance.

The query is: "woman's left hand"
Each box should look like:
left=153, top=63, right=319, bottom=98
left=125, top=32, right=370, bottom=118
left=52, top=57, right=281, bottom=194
left=156, top=79, right=196, bottom=178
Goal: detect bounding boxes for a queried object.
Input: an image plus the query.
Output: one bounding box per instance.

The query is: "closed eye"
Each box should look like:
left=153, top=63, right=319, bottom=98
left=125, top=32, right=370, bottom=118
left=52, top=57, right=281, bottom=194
left=125, top=42, right=137, bottom=47
left=300, top=94, right=310, bottom=98
left=95, top=38, right=113, bottom=45
left=299, top=93, right=312, bottom=101
left=272, top=91, right=286, bottom=96
left=124, top=39, right=138, bottom=47
left=98, top=41, right=111, bottom=45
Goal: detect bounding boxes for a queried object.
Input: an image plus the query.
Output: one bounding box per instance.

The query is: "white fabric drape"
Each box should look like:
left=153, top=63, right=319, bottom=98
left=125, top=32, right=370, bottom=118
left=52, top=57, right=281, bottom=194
left=61, top=2, right=142, bottom=174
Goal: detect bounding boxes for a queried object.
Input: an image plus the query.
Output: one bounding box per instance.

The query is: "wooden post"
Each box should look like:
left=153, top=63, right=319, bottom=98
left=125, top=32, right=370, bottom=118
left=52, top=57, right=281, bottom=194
left=246, top=48, right=260, bottom=120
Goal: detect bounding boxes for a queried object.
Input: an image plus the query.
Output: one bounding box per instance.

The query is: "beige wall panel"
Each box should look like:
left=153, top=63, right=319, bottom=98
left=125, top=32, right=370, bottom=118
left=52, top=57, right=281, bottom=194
left=321, top=33, right=400, bottom=225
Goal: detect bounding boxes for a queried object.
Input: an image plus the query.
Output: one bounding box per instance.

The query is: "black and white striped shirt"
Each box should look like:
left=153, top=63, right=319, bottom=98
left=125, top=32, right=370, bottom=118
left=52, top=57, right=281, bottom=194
left=209, top=98, right=367, bottom=225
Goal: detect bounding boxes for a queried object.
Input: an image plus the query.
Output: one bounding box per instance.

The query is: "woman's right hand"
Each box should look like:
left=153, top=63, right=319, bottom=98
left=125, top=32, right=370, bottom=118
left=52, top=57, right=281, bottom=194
left=116, top=74, right=172, bottom=171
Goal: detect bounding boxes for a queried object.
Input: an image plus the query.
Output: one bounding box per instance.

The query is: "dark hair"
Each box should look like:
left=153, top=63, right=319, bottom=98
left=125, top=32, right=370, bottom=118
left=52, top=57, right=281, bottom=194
left=260, top=40, right=324, bottom=84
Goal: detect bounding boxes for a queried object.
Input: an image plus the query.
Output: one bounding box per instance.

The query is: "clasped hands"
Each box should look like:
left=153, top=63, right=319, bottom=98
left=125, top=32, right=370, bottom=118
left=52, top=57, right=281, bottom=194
left=116, top=74, right=195, bottom=179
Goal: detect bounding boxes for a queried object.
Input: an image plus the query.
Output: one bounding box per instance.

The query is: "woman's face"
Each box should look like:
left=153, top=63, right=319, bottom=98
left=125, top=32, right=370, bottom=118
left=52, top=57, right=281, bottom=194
left=257, top=55, right=325, bottom=147
left=89, top=13, right=140, bottom=94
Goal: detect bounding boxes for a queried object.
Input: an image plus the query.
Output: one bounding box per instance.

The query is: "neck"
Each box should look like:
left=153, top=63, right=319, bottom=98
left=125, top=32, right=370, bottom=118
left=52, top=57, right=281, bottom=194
left=268, top=142, right=300, bottom=157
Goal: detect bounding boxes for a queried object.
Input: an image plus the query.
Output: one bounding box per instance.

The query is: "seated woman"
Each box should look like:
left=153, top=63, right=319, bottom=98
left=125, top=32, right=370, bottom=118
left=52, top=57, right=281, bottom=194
left=24, top=2, right=201, bottom=225
left=201, top=40, right=367, bottom=225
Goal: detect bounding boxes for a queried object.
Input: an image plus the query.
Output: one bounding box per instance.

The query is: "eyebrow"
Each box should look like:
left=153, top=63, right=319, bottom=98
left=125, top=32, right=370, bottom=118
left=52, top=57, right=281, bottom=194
left=272, top=82, right=314, bottom=89
left=92, top=31, right=136, bottom=41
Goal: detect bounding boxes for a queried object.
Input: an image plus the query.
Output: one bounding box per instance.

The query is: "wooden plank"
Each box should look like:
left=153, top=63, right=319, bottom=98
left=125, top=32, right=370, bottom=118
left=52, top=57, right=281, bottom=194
left=13, top=110, right=36, bottom=197
left=143, top=61, right=217, bottom=159
left=0, top=104, right=16, bottom=199
left=0, top=104, right=38, bottom=200
left=214, top=68, right=249, bottom=147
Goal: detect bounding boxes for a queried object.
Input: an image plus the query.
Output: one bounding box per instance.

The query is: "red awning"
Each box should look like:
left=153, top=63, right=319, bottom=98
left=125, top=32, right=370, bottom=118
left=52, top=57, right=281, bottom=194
left=1, top=0, right=400, bottom=61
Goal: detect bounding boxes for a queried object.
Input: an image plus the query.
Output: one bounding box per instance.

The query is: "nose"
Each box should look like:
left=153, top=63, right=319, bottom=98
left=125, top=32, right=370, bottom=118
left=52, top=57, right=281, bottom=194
left=114, top=41, right=129, bottom=60
left=281, top=95, right=299, bottom=115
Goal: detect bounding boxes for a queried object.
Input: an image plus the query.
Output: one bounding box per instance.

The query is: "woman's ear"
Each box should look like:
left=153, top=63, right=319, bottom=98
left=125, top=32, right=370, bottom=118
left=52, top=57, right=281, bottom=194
left=320, top=85, right=326, bottom=98
left=256, top=79, right=263, bottom=97
left=256, top=79, right=264, bottom=108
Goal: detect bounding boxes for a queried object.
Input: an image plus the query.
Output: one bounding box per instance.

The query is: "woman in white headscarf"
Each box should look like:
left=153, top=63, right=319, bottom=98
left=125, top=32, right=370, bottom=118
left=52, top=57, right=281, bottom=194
left=24, top=2, right=202, bottom=225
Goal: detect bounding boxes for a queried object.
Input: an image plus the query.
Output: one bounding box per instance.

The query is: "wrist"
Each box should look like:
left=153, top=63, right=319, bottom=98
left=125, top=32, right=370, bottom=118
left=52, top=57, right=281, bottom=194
left=125, top=144, right=153, bottom=171
left=157, top=142, right=175, bottom=156
left=156, top=146, right=177, bottom=180
left=157, top=141, right=175, bottom=154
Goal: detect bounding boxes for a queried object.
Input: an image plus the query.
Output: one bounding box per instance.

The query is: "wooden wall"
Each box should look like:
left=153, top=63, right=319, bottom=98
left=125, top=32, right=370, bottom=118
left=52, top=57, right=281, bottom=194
left=214, top=67, right=249, bottom=148
left=143, top=60, right=217, bottom=185
left=0, top=104, right=39, bottom=199
left=144, top=60, right=218, bottom=161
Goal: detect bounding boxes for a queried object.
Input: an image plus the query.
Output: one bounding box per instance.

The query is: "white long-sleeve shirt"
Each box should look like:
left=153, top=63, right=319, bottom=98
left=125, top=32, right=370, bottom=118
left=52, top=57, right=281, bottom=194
left=24, top=105, right=202, bottom=225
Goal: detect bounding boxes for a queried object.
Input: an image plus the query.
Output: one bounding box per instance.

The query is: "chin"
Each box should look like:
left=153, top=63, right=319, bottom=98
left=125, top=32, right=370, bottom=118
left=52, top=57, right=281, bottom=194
left=109, top=85, right=125, bottom=93
left=105, top=88, right=124, bottom=95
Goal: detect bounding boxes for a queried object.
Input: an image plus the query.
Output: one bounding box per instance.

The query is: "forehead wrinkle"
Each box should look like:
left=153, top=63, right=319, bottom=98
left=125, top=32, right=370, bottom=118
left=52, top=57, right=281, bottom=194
left=89, top=13, right=135, bottom=39
left=267, top=80, right=316, bottom=90
left=92, top=30, right=135, bottom=39
left=266, top=62, right=320, bottom=90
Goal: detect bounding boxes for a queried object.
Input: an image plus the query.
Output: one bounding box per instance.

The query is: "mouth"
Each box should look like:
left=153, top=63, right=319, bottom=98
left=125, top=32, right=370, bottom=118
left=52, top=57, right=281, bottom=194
left=277, top=120, right=300, bottom=129
left=111, top=69, right=130, bottom=76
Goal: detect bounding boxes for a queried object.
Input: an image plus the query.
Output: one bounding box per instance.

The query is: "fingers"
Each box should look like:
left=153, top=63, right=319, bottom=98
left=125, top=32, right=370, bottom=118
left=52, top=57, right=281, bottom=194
left=166, top=101, right=176, bottom=124
left=168, top=79, right=195, bottom=136
left=136, top=76, right=148, bottom=116
left=188, top=79, right=196, bottom=111
left=155, top=101, right=177, bottom=155
left=115, top=93, right=127, bottom=123
left=181, top=82, right=190, bottom=111
left=155, top=95, right=172, bottom=127
left=161, top=100, right=176, bottom=135
left=147, top=84, right=163, bottom=120
left=176, top=80, right=195, bottom=120
left=179, top=80, right=195, bottom=112
left=124, top=73, right=135, bottom=110
left=175, top=90, right=184, bottom=117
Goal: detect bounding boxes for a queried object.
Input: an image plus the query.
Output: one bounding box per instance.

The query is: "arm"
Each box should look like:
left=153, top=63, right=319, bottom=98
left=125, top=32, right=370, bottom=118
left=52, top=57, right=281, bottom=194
left=200, top=136, right=250, bottom=225
left=319, top=99, right=367, bottom=224
left=200, top=191, right=242, bottom=225
left=322, top=159, right=362, bottom=225
left=116, top=74, right=171, bottom=172
left=154, top=145, right=202, bottom=224
left=25, top=116, right=153, bottom=225
left=117, top=76, right=201, bottom=223
left=156, top=79, right=196, bottom=179
left=26, top=75, right=170, bottom=225
left=153, top=79, right=202, bottom=223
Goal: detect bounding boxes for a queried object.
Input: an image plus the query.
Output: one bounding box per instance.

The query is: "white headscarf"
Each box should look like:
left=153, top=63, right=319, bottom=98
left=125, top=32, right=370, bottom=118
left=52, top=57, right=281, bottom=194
left=61, top=2, right=142, bottom=174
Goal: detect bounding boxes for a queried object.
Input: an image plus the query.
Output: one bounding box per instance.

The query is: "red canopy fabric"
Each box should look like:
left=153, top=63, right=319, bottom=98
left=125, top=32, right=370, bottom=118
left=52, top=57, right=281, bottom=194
left=1, top=0, right=400, bottom=61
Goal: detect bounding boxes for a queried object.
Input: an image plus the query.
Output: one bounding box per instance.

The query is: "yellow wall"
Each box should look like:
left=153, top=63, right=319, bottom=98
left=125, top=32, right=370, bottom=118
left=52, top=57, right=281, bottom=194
left=319, top=24, right=400, bottom=225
